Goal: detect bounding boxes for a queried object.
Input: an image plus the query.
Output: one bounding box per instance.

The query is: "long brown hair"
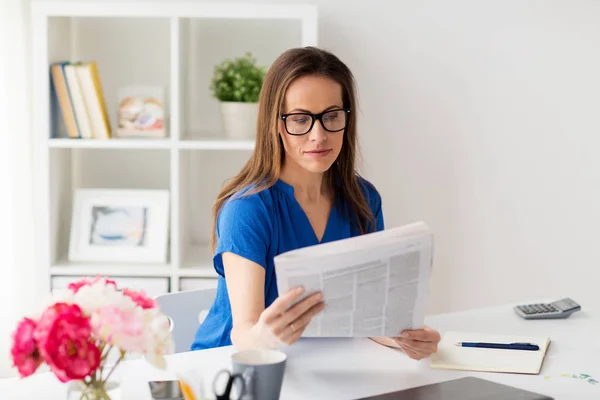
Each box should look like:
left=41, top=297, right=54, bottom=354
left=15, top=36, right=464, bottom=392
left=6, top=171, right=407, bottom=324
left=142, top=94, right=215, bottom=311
left=210, top=46, right=376, bottom=251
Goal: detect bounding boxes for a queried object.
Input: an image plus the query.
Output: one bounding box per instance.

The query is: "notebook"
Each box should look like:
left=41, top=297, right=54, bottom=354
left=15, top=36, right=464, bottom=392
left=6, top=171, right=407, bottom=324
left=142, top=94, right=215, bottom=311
left=430, top=331, right=551, bottom=374
left=355, top=376, right=553, bottom=399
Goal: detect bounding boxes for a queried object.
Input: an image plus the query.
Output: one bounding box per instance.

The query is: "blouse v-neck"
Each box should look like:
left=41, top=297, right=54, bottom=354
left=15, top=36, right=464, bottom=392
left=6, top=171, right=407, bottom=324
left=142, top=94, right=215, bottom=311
left=274, top=179, right=336, bottom=244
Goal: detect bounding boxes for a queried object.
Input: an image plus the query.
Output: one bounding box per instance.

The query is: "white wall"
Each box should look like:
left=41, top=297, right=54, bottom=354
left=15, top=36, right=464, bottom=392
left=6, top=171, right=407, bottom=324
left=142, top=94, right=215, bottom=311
left=341, top=0, right=600, bottom=314
left=210, top=0, right=600, bottom=314
left=1, top=0, right=36, bottom=378
left=0, top=17, right=17, bottom=379
left=22, top=0, right=600, bottom=319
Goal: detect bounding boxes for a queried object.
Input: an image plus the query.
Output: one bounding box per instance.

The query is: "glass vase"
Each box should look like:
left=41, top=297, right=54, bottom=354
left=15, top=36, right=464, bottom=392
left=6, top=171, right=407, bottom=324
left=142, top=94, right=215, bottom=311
left=66, top=380, right=121, bottom=400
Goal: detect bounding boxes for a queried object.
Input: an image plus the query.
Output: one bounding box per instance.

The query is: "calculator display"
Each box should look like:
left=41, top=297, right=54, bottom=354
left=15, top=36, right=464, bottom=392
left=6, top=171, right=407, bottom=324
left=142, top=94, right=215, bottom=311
left=553, top=299, right=575, bottom=310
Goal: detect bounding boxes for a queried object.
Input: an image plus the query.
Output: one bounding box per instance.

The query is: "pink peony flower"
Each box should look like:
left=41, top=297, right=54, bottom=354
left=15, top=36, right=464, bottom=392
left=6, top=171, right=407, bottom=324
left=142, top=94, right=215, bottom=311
left=91, top=305, right=146, bottom=353
left=68, top=276, right=117, bottom=293
left=123, top=288, right=157, bottom=310
left=10, top=318, right=42, bottom=377
left=33, top=303, right=100, bottom=382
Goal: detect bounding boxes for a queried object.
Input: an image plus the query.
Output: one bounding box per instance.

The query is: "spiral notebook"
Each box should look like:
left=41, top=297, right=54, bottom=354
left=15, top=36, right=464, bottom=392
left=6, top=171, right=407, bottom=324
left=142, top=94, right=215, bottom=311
left=430, top=331, right=551, bottom=374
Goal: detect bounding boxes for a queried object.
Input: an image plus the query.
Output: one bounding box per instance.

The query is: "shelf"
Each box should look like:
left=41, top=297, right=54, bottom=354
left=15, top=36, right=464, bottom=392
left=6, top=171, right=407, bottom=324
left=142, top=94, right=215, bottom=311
left=50, top=261, right=173, bottom=277
left=47, top=138, right=254, bottom=150
left=178, top=138, right=254, bottom=151
left=33, top=1, right=317, bottom=298
left=48, top=138, right=173, bottom=149
left=33, top=2, right=319, bottom=21
left=178, top=267, right=218, bottom=279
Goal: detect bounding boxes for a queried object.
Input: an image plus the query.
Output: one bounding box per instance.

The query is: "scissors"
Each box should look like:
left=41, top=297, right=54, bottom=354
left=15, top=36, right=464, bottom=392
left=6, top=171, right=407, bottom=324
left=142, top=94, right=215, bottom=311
left=212, top=369, right=246, bottom=400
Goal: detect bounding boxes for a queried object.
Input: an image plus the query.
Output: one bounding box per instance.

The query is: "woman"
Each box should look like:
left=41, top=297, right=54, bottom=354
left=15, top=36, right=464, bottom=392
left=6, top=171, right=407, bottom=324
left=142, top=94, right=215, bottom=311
left=191, top=47, right=440, bottom=360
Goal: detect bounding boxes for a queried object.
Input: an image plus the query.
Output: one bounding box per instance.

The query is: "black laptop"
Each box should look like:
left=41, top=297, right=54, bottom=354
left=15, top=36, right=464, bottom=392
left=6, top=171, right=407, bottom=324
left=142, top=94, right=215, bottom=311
left=356, top=377, right=553, bottom=400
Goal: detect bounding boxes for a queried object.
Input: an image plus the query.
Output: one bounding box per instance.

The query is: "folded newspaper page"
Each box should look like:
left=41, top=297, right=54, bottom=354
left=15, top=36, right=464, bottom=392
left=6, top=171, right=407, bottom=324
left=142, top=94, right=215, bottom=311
left=274, top=221, right=433, bottom=337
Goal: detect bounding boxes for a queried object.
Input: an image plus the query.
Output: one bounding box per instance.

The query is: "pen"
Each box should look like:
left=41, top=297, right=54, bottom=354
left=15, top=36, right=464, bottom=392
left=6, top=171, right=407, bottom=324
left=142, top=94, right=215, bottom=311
left=455, top=342, right=539, bottom=351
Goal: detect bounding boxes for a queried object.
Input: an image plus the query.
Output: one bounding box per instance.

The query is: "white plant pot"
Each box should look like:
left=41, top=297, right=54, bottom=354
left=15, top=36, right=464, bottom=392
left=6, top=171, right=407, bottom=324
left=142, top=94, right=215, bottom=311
left=219, top=101, right=258, bottom=139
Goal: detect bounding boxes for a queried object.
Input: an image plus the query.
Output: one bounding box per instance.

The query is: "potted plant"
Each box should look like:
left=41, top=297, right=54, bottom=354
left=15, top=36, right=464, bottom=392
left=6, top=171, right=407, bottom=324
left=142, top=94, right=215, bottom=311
left=210, top=52, right=266, bottom=139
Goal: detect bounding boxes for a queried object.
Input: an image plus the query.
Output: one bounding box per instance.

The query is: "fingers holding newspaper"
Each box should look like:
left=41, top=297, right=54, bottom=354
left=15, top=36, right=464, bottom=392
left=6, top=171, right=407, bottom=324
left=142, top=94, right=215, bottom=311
left=257, top=286, right=325, bottom=346
left=394, top=326, right=442, bottom=360
left=370, top=326, right=441, bottom=360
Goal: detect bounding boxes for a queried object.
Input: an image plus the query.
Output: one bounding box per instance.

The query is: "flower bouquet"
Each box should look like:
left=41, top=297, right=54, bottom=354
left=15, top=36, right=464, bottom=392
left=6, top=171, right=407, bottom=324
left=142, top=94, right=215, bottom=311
left=10, top=277, right=174, bottom=400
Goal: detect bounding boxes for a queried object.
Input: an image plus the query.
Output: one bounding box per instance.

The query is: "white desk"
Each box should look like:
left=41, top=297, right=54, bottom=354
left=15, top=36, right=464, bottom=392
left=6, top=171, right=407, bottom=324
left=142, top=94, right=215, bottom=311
left=2, top=302, right=598, bottom=399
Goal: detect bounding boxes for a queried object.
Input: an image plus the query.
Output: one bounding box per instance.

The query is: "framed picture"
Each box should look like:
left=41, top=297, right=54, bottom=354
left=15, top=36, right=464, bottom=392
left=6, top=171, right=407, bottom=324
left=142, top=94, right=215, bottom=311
left=68, top=189, right=170, bottom=263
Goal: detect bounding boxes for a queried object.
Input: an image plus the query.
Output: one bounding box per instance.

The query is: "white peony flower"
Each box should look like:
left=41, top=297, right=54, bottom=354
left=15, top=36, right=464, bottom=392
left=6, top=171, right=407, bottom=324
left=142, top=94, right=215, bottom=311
left=73, top=281, right=137, bottom=315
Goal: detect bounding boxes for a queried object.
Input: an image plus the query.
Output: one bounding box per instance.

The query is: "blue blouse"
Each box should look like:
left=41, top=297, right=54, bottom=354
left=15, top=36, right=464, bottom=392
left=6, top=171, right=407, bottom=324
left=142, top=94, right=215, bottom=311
left=191, top=177, right=384, bottom=350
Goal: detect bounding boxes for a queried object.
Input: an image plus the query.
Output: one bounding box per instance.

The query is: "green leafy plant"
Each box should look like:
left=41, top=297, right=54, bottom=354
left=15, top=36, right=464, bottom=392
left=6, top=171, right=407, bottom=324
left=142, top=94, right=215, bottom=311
left=210, top=52, right=266, bottom=103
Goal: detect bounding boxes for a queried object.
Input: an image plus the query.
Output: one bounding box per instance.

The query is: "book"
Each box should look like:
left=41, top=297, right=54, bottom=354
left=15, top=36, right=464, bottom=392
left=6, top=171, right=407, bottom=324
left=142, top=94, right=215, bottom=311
left=430, top=331, right=551, bottom=374
left=50, top=62, right=80, bottom=138
left=75, top=61, right=111, bottom=139
left=63, top=63, right=93, bottom=139
left=274, top=222, right=433, bottom=337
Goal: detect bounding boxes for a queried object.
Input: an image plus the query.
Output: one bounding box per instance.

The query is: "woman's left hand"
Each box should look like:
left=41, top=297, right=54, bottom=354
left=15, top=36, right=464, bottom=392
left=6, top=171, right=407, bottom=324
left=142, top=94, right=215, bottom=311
left=393, top=326, right=441, bottom=360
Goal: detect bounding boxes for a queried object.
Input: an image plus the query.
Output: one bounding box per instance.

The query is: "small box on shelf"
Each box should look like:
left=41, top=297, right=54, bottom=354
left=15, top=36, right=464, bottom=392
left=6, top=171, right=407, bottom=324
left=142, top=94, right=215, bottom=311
left=115, top=85, right=167, bottom=139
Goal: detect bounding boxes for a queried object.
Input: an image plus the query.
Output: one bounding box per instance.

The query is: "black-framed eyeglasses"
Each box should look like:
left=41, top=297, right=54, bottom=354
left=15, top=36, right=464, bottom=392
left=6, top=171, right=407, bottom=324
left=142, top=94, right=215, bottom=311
left=280, top=108, right=350, bottom=136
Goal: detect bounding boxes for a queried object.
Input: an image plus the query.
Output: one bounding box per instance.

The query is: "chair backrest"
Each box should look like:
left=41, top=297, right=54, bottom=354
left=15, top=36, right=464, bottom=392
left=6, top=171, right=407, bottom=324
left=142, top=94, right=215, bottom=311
left=155, top=288, right=217, bottom=353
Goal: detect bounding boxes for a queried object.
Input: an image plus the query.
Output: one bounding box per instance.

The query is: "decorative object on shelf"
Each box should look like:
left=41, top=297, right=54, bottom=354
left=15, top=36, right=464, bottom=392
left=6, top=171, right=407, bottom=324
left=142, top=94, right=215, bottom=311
left=210, top=52, right=266, bottom=139
left=115, top=85, right=166, bottom=139
left=68, top=189, right=170, bottom=263
left=9, top=276, right=174, bottom=400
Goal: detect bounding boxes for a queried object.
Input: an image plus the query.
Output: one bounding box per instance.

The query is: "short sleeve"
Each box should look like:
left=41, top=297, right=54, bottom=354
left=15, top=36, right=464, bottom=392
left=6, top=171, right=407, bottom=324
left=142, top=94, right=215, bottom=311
left=213, top=195, right=271, bottom=277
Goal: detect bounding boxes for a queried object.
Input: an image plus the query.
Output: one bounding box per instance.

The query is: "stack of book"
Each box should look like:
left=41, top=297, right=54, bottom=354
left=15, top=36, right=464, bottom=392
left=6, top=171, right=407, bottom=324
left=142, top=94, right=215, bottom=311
left=50, top=61, right=111, bottom=139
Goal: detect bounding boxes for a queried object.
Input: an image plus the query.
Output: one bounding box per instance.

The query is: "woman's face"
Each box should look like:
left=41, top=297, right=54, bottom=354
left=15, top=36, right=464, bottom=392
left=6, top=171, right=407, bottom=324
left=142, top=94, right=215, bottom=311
left=279, top=75, right=345, bottom=175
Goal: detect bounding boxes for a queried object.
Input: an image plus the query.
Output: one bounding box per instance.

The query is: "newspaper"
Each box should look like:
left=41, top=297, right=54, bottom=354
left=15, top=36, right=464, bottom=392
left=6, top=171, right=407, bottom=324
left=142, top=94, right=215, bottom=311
left=274, top=221, right=433, bottom=337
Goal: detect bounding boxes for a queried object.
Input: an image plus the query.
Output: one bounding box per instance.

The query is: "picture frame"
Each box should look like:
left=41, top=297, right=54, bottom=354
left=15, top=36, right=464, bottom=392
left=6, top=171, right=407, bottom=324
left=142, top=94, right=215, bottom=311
left=68, top=189, right=170, bottom=263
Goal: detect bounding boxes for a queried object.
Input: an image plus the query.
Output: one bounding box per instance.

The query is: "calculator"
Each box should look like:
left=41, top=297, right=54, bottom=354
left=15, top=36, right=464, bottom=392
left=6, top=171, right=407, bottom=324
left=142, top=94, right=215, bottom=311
left=514, top=297, right=581, bottom=319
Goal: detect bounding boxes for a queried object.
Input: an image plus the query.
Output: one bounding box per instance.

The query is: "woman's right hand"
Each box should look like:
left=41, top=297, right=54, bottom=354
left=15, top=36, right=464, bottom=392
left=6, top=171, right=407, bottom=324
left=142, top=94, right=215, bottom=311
left=251, top=287, right=325, bottom=348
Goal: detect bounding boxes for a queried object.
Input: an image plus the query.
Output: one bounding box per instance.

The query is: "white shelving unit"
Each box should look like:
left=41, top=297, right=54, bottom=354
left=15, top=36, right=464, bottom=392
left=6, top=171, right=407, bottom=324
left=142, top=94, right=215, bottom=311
left=30, top=1, right=318, bottom=299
